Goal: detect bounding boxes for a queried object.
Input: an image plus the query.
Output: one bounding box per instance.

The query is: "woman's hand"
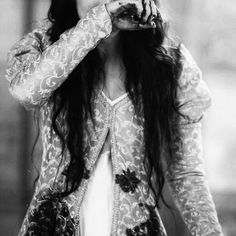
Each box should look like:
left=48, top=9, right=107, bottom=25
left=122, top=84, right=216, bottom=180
left=105, top=0, right=162, bottom=30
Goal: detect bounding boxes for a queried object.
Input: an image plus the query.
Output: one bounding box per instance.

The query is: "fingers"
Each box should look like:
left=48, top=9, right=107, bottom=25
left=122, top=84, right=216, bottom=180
left=149, top=0, right=157, bottom=27
left=150, top=0, right=157, bottom=19
left=134, top=0, right=143, bottom=18
left=151, top=2, right=163, bottom=23
left=106, top=0, right=159, bottom=31
left=141, top=0, right=151, bottom=23
left=139, top=0, right=159, bottom=28
left=147, top=1, right=155, bottom=26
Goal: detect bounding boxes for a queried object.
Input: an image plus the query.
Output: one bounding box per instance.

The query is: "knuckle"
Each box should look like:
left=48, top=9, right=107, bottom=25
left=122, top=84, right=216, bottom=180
left=145, top=9, right=151, bottom=20
left=137, top=4, right=142, bottom=15
left=152, top=3, right=156, bottom=13
left=145, top=1, right=151, bottom=15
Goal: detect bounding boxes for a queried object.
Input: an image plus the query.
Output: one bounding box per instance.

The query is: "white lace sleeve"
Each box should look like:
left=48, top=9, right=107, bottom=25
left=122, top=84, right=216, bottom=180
left=165, top=44, right=224, bottom=236
left=5, top=4, right=112, bottom=110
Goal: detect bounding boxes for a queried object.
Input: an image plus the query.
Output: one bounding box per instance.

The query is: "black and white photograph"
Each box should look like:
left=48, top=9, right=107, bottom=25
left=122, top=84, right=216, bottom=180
left=0, top=0, right=235, bottom=235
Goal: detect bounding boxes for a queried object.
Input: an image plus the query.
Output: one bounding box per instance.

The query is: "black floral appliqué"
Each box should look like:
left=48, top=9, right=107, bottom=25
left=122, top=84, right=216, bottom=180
left=115, top=168, right=141, bottom=193
left=26, top=189, right=76, bottom=236
left=126, top=203, right=160, bottom=236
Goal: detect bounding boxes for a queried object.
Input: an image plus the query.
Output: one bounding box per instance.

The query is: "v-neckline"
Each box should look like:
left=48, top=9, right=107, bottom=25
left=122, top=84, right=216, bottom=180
left=100, top=90, right=129, bottom=106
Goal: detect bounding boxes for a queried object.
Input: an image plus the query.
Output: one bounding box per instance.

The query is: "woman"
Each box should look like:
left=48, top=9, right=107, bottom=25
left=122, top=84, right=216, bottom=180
left=5, top=0, right=224, bottom=235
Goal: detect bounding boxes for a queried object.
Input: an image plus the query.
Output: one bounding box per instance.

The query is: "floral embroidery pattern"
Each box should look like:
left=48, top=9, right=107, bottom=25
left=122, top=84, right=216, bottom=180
left=126, top=203, right=160, bottom=236
left=5, top=4, right=112, bottom=111
left=115, top=168, right=141, bottom=193
left=26, top=189, right=76, bottom=236
left=5, top=11, right=224, bottom=234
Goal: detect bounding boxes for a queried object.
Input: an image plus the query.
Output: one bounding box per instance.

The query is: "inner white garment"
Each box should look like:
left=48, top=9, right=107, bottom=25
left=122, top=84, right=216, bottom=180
left=79, top=90, right=129, bottom=236
left=79, top=145, right=114, bottom=236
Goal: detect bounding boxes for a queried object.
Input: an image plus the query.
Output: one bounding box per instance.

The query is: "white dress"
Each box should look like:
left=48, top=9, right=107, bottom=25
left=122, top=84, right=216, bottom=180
left=79, top=91, right=129, bottom=236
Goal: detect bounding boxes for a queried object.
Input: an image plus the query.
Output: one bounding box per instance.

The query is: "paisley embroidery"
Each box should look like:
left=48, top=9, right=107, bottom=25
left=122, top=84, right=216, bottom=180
left=126, top=203, right=160, bottom=236
left=5, top=5, right=224, bottom=233
left=5, top=3, right=112, bottom=111
left=26, top=189, right=76, bottom=236
left=115, top=168, right=141, bottom=193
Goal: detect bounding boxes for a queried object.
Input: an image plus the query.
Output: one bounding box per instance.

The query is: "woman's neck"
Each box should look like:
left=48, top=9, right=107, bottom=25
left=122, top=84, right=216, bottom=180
left=97, top=30, right=123, bottom=67
left=97, top=30, right=126, bottom=94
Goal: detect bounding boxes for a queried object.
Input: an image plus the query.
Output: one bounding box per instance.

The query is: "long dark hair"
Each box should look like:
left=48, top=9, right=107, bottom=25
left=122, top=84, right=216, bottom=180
left=33, top=0, right=183, bottom=210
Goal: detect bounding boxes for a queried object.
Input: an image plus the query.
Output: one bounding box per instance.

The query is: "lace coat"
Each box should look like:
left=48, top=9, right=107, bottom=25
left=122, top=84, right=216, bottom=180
left=5, top=3, right=224, bottom=236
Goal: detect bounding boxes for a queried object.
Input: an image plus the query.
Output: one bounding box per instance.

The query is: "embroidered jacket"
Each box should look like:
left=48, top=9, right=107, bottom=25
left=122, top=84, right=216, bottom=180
left=5, top=3, right=224, bottom=236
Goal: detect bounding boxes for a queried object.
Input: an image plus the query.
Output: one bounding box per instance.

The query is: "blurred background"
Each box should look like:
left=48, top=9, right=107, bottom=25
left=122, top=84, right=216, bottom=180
left=0, top=0, right=235, bottom=235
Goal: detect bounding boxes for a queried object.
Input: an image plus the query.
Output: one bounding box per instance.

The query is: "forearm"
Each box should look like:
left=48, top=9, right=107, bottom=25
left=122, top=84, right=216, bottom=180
left=166, top=122, right=224, bottom=236
left=6, top=4, right=112, bottom=110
